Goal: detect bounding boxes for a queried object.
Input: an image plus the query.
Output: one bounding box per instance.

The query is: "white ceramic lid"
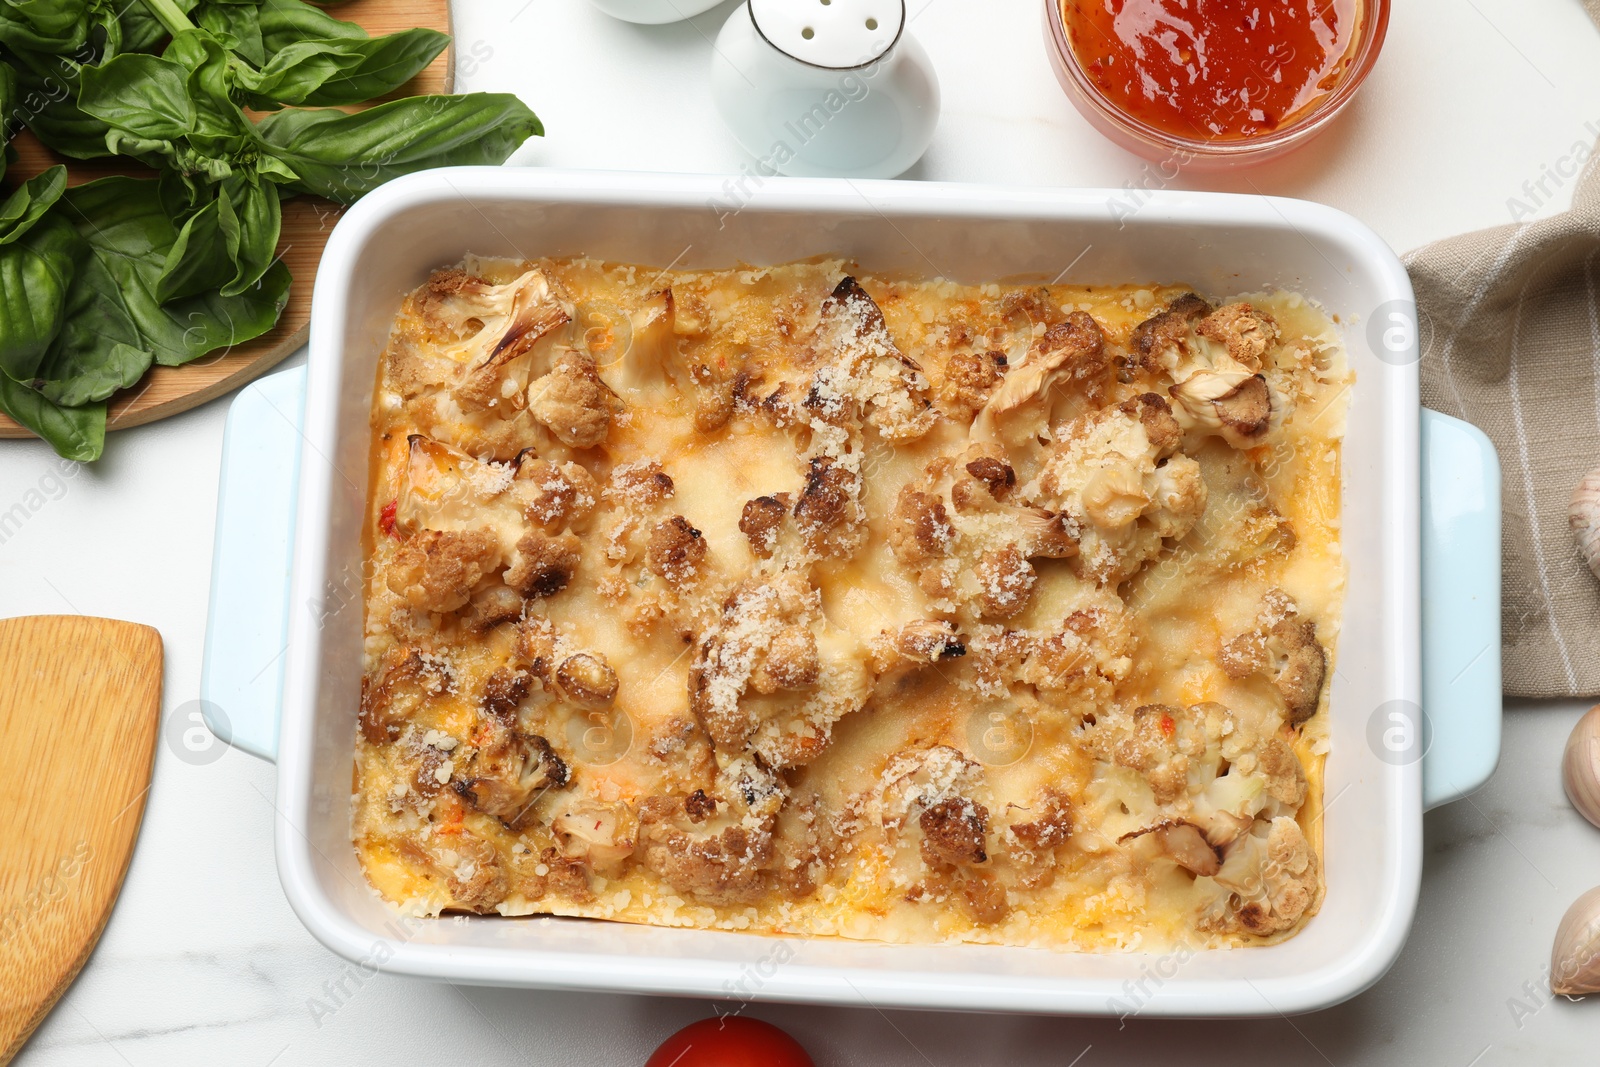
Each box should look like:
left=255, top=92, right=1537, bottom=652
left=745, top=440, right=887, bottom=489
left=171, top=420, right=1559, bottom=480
left=748, top=0, right=905, bottom=69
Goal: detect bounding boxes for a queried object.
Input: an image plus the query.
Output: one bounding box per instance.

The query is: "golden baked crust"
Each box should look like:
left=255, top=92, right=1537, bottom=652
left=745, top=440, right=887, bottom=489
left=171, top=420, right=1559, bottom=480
left=353, top=259, right=1350, bottom=950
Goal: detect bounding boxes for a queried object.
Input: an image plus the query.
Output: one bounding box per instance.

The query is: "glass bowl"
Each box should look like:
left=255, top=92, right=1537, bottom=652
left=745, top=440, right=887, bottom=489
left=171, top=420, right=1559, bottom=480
left=1044, top=0, right=1390, bottom=169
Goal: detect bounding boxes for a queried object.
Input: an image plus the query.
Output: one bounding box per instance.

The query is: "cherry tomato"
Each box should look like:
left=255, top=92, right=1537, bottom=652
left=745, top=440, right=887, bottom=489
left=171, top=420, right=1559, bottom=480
left=645, top=1017, right=814, bottom=1067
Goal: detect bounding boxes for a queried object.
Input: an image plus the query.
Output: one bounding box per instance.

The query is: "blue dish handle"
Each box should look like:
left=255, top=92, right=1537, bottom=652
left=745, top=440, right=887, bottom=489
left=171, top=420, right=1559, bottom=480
left=1419, top=409, right=1502, bottom=809
left=201, top=370, right=1506, bottom=801
left=200, top=364, right=306, bottom=763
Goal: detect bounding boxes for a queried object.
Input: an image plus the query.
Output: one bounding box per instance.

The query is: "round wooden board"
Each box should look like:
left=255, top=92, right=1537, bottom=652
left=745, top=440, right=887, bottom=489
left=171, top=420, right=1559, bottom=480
left=0, top=0, right=454, bottom=440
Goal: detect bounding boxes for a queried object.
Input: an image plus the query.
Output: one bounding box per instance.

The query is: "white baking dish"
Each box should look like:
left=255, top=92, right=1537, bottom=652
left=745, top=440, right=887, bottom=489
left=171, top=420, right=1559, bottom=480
left=202, top=168, right=1502, bottom=1016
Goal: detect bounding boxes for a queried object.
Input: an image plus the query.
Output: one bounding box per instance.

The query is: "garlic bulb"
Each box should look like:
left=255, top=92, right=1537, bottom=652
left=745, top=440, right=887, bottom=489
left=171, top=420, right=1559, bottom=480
left=1563, top=704, right=1600, bottom=829
left=1552, top=886, right=1600, bottom=995
left=1569, top=467, right=1600, bottom=578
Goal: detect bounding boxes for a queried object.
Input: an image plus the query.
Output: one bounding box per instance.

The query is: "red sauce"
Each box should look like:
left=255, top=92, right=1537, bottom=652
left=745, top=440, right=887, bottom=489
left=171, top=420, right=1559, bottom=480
left=1063, top=0, right=1363, bottom=141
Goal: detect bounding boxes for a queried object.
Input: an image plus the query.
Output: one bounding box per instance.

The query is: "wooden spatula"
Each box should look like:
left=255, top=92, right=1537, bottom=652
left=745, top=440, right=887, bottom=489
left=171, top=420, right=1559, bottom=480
left=0, top=616, right=162, bottom=1065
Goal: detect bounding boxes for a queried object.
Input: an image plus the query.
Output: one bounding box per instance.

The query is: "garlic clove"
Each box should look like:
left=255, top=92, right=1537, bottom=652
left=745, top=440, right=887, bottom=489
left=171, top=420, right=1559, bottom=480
left=1552, top=886, right=1600, bottom=995
left=1569, top=467, right=1600, bottom=578
left=1562, top=704, right=1600, bottom=830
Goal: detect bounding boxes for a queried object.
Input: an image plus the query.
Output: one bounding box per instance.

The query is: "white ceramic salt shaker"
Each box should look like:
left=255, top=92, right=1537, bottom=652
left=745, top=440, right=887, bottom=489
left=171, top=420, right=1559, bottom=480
left=710, top=0, right=940, bottom=179
left=584, top=0, right=725, bottom=26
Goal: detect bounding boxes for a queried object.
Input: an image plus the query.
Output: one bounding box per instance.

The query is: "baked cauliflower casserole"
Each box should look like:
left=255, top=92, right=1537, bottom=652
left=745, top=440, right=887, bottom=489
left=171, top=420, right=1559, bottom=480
left=354, top=257, right=1350, bottom=951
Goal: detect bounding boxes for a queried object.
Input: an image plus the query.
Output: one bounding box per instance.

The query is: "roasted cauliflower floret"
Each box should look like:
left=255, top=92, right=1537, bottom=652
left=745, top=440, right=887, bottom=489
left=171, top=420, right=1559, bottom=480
left=1163, top=304, right=1291, bottom=449
left=919, top=797, right=990, bottom=868
left=479, top=666, right=531, bottom=723
left=1008, top=789, right=1074, bottom=853
left=1126, top=295, right=1292, bottom=448
left=1031, top=393, right=1207, bottom=584
left=528, top=351, right=622, bottom=448
left=867, top=619, right=967, bottom=681
left=639, top=811, right=775, bottom=906
left=875, top=746, right=1005, bottom=920
left=453, top=724, right=570, bottom=829
left=636, top=761, right=787, bottom=906
left=386, top=528, right=502, bottom=613
left=399, top=827, right=509, bottom=913
left=972, top=311, right=1108, bottom=444
left=1197, top=302, right=1281, bottom=370
left=417, top=268, right=568, bottom=359
left=959, top=454, right=1016, bottom=499
left=1218, top=590, right=1329, bottom=724
left=1184, top=701, right=1309, bottom=838
left=1170, top=371, right=1275, bottom=448
left=1202, top=816, right=1319, bottom=936
left=1011, top=602, right=1136, bottom=705
left=738, top=493, right=791, bottom=558
left=644, top=515, right=708, bottom=587
left=878, top=745, right=985, bottom=831
left=949, top=450, right=1079, bottom=561
left=1119, top=819, right=1222, bottom=877
left=939, top=348, right=1008, bottom=418
left=549, top=798, right=637, bottom=873
left=408, top=267, right=572, bottom=409
left=610, top=460, right=675, bottom=507
left=515, top=456, right=598, bottom=530
left=810, top=276, right=935, bottom=442
left=689, top=572, right=868, bottom=767
left=1128, top=292, right=1213, bottom=376
left=504, top=529, right=581, bottom=599
left=358, top=646, right=454, bottom=744
left=886, top=487, right=955, bottom=567
left=749, top=625, right=820, bottom=693
left=792, top=455, right=863, bottom=556
left=1004, top=788, right=1075, bottom=888
left=1107, top=704, right=1192, bottom=806
left=974, top=543, right=1036, bottom=620
left=553, top=651, right=620, bottom=706
left=387, top=434, right=599, bottom=613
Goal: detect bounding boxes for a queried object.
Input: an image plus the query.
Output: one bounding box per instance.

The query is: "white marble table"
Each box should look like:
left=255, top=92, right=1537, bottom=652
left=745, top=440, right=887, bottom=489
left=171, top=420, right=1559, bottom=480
left=5, top=0, right=1600, bottom=1063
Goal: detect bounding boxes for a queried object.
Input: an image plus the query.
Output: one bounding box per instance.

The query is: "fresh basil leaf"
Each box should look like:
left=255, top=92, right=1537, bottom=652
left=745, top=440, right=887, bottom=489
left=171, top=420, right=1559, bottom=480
left=154, top=172, right=281, bottom=301
left=19, top=104, right=112, bottom=158
left=117, top=3, right=171, bottom=55
left=156, top=195, right=229, bottom=303
left=195, top=1, right=265, bottom=67
left=0, top=0, right=91, bottom=42
left=5, top=43, right=117, bottom=156
left=163, top=29, right=253, bottom=149
left=256, top=0, right=365, bottom=51
left=30, top=228, right=151, bottom=407
left=254, top=94, right=543, bottom=203
left=0, top=213, right=81, bottom=383
left=78, top=52, right=197, bottom=140
left=12, top=60, right=115, bottom=159
left=240, top=29, right=449, bottom=109
left=155, top=166, right=204, bottom=222
left=62, top=177, right=288, bottom=367
left=0, top=370, right=104, bottom=462
left=0, top=0, right=93, bottom=55
left=152, top=258, right=290, bottom=366
left=33, top=329, right=150, bottom=406
left=220, top=172, right=280, bottom=296
left=79, top=31, right=257, bottom=170
left=0, top=165, right=69, bottom=244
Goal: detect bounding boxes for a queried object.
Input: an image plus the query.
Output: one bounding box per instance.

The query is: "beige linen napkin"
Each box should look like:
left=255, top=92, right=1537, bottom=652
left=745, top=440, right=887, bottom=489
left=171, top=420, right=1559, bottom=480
left=1409, top=139, right=1600, bottom=697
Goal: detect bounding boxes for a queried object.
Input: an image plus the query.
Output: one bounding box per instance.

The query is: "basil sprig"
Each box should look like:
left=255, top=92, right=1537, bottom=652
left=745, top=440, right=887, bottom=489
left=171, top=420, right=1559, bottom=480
left=0, top=0, right=541, bottom=460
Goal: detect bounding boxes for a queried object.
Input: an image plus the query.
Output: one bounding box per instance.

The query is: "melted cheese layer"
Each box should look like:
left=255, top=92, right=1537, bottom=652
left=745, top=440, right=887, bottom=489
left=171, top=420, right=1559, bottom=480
left=354, top=260, right=1350, bottom=952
